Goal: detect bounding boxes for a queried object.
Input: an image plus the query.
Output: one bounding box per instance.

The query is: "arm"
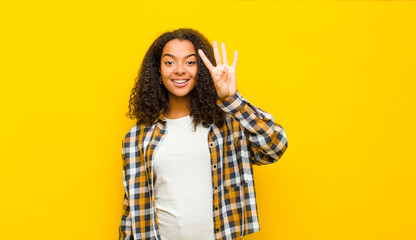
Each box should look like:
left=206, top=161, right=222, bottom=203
left=217, top=91, right=288, bottom=165
left=119, top=138, right=133, bottom=240
left=199, top=41, right=287, bottom=164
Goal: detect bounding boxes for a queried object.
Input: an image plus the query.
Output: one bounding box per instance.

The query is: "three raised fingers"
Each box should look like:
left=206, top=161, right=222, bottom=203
left=198, top=41, right=238, bottom=70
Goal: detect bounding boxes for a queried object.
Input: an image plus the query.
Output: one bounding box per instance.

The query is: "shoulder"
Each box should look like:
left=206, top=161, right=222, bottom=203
left=122, top=123, right=152, bottom=144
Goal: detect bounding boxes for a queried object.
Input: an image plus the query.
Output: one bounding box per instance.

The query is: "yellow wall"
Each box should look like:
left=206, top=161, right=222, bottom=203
left=1, top=0, right=415, bottom=239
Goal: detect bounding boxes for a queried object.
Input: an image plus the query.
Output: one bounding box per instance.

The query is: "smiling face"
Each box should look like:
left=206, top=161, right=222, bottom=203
left=160, top=39, right=198, bottom=102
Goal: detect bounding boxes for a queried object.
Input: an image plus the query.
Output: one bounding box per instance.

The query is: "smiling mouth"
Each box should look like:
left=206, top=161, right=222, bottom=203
left=172, top=79, right=189, bottom=83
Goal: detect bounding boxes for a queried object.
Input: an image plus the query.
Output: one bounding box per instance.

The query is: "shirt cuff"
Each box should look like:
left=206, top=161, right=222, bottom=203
left=216, top=91, right=247, bottom=115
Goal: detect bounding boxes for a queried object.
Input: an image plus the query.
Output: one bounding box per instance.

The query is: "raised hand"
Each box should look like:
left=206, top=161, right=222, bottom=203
left=198, top=41, right=238, bottom=102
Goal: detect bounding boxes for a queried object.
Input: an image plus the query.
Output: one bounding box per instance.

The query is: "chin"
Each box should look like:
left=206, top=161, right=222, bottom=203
left=166, top=84, right=196, bottom=98
left=169, top=91, right=192, bottom=98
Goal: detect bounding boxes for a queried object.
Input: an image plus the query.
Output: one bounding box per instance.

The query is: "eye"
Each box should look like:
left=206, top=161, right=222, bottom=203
left=164, top=61, right=174, bottom=66
left=186, top=61, right=196, bottom=65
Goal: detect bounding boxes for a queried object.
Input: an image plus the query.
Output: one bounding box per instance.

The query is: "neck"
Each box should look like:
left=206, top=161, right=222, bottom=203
left=166, top=94, right=191, bottom=119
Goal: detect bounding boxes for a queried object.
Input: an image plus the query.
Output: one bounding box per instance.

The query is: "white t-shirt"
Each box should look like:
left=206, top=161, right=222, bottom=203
left=153, top=115, right=214, bottom=240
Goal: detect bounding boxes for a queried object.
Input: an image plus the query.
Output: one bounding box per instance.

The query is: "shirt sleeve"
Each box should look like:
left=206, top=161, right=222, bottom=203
left=119, top=138, right=133, bottom=240
left=217, top=91, right=288, bottom=165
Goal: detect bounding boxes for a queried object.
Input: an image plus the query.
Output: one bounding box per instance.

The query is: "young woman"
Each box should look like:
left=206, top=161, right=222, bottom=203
left=119, top=28, right=288, bottom=240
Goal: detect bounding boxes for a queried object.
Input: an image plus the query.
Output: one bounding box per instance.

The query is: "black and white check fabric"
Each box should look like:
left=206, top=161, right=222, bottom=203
left=119, top=91, right=288, bottom=240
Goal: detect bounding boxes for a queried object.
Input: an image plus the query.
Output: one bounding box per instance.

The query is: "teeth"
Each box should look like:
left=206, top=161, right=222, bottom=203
left=173, top=80, right=187, bottom=83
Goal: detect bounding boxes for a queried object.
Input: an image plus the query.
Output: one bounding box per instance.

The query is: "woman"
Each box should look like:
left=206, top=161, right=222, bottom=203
left=119, top=28, right=288, bottom=240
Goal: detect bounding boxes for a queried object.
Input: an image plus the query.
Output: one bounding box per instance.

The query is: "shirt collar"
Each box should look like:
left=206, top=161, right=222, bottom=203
left=153, top=113, right=167, bottom=124
left=153, top=113, right=211, bottom=128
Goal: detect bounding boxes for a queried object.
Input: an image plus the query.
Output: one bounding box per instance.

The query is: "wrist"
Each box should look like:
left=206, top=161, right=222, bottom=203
left=221, top=95, right=232, bottom=102
left=220, top=90, right=236, bottom=102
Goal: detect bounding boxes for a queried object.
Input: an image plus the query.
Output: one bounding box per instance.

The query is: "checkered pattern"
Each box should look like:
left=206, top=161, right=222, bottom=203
left=119, top=91, right=288, bottom=240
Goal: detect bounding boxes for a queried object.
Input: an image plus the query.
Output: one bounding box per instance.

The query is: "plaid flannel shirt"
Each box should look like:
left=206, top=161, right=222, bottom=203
left=119, top=91, right=288, bottom=240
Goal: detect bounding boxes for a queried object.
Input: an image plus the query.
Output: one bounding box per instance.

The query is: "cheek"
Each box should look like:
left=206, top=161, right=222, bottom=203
left=191, top=67, right=198, bottom=78
left=160, top=66, right=170, bottom=77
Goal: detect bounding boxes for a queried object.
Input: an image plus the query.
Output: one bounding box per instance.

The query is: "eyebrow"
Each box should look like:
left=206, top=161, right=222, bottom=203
left=162, top=53, right=197, bottom=59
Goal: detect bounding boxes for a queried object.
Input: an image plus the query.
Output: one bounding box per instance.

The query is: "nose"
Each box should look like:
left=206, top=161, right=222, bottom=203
left=175, top=64, right=185, bottom=75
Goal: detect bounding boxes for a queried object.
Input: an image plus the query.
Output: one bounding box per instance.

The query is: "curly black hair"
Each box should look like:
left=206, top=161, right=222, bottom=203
left=127, top=28, right=225, bottom=128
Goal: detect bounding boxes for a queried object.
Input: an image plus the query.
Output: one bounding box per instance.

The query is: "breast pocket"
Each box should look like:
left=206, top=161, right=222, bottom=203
left=223, top=137, right=243, bottom=188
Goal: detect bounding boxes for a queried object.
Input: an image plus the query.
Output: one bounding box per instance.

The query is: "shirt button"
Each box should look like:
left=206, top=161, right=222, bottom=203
left=213, top=164, right=217, bottom=169
left=215, top=207, right=218, bottom=211
left=214, top=186, right=218, bottom=190
left=209, top=142, right=214, bottom=147
left=216, top=228, right=220, bottom=232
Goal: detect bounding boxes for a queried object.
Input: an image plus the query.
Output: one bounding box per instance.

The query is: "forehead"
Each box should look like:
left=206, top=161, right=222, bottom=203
left=162, top=39, right=196, bottom=56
